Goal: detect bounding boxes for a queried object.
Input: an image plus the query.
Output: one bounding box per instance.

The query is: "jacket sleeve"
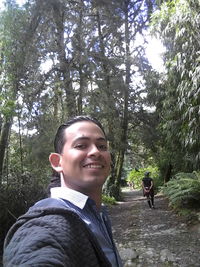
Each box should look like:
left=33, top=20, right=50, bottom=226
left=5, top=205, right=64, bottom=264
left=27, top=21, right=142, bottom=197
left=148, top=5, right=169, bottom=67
left=4, top=214, right=72, bottom=266
left=3, top=210, right=111, bottom=267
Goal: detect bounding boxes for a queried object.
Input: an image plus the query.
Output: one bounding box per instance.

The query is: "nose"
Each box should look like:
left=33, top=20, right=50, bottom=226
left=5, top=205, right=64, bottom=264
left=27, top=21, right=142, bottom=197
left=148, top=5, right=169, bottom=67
left=88, top=144, right=101, bottom=157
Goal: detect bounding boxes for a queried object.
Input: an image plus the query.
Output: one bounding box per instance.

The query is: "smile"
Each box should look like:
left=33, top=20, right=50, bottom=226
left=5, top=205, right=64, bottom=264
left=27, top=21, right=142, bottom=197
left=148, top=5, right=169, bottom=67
left=84, top=164, right=103, bottom=169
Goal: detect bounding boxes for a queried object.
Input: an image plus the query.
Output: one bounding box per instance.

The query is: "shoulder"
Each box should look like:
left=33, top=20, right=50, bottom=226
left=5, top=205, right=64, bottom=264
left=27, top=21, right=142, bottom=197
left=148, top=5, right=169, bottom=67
left=30, top=197, right=66, bottom=209
left=4, top=198, right=87, bottom=247
left=3, top=199, right=97, bottom=266
left=19, top=198, right=86, bottom=231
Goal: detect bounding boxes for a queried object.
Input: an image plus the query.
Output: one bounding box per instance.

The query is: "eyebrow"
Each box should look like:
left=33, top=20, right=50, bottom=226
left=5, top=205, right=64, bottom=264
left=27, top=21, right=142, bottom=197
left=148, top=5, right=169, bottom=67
left=72, top=136, right=107, bottom=143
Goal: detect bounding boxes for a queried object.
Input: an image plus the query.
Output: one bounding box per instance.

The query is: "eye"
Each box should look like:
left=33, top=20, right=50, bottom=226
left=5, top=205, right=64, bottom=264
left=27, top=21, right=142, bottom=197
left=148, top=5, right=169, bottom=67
left=74, top=143, right=87, bottom=149
left=97, top=144, right=108, bottom=151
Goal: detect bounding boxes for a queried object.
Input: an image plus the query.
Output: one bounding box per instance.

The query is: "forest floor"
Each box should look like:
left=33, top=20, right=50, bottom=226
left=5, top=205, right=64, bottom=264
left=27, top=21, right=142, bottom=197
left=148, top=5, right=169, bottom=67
left=108, top=188, right=200, bottom=267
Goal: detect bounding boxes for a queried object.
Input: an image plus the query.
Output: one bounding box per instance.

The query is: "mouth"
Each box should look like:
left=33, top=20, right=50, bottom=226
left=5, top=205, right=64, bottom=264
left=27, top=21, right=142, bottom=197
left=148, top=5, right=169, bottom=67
left=83, top=164, right=104, bottom=169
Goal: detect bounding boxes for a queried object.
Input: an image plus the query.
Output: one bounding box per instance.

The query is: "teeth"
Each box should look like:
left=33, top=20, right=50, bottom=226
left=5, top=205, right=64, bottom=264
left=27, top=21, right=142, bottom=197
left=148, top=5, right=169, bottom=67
left=85, top=164, right=102, bottom=169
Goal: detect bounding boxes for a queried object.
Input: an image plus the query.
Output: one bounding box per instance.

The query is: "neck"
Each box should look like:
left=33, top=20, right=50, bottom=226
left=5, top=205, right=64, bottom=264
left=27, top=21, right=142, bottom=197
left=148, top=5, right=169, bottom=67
left=60, top=175, right=103, bottom=209
left=76, top=186, right=102, bottom=210
left=88, top=191, right=102, bottom=210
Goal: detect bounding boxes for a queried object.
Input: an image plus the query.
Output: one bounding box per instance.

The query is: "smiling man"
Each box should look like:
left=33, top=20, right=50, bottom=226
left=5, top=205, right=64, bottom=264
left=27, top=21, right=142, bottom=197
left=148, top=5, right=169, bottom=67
left=3, top=116, right=122, bottom=267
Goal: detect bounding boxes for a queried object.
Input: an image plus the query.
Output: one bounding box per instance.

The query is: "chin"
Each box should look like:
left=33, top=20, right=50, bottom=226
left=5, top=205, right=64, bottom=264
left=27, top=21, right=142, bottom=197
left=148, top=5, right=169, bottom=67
left=84, top=176, right=106, bottom=186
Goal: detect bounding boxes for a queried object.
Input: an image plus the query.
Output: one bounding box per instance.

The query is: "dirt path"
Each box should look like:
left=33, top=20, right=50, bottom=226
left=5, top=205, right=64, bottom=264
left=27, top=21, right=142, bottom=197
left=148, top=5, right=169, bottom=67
left=108, top=188, right=200, bottom=267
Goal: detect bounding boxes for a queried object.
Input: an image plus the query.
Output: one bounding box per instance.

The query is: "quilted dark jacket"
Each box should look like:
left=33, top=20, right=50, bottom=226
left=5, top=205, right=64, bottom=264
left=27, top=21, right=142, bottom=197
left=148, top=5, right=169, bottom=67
left=3, top=198, right=112, bottom=267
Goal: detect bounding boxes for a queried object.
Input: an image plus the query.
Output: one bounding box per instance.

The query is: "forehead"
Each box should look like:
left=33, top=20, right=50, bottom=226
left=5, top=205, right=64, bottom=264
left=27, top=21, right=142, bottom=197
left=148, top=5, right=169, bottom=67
left=64, top=121, right=106, bottom=141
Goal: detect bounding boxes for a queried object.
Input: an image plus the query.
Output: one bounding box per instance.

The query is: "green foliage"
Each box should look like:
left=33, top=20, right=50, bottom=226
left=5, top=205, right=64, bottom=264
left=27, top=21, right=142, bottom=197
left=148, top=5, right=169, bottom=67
left=0, top=97, right=16, bottom=118
left=151, top=0, right=200, bottom=169
left=102, top=194, right=116, bottom=205
left=103, top=180, right=123, bottom=201
left=126, top=166, right=161, bottom=192
left=0, top=0, right=156, bottom=200
left=0, top=172, right=47, bottom=252
left=162, top=171, right=200, bottom=209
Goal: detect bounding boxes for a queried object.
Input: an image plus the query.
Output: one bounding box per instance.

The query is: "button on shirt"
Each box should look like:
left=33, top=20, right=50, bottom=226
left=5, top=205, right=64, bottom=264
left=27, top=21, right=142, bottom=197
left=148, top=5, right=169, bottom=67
left=51, top=187, right=122, bottom=267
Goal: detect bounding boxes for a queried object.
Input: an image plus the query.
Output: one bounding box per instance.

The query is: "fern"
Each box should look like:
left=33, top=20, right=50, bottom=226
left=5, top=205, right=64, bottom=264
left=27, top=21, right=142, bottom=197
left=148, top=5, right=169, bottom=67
left=162, top=171, right=200, bottom=208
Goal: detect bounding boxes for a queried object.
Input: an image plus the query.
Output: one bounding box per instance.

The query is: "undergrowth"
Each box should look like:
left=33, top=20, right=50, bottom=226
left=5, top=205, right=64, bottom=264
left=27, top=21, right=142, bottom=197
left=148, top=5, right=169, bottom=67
left=162, top=171, right=200, bottom=210
left=102, top=195, right=116, bottom=205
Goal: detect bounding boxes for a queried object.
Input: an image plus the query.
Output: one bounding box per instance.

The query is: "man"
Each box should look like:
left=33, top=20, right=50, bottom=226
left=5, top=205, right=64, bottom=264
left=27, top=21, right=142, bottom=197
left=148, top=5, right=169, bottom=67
left=142, top=171, right=155, bottom=209
left=3, top=116, right=122, bottom=266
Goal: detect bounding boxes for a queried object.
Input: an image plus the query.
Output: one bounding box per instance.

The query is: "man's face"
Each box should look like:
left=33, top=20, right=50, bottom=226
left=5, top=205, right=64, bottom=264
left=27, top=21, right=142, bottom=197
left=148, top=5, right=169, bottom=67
left=59, top=121, right=111, bottom=193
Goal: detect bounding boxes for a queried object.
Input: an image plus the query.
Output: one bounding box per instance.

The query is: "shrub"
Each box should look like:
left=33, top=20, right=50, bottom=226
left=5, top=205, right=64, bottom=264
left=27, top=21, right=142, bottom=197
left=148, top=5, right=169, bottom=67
left=162, top=171, right=200, bottom=209
left=102, top=194, right=116, bottom=205
left=126, top=166, right=161, bottom=193
left=0, top=172, right=47, bottom=255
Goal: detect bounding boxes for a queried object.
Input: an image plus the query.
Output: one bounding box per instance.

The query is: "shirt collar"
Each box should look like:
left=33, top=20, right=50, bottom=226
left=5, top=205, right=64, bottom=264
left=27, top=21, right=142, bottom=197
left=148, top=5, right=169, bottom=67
left=50, top=187, right=88, bottom=209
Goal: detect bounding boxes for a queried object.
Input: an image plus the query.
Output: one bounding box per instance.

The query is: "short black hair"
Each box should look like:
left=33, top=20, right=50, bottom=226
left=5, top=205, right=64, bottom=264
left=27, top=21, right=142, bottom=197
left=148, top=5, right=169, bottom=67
left=54, top=115, right=106, bottom=154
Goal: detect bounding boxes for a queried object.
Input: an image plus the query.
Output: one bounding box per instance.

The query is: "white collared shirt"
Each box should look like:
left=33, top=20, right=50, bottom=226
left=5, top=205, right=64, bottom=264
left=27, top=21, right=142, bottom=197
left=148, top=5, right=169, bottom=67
left=51, top=187, right=88, bottom=209
left=50, top=187, right=122, bottom=267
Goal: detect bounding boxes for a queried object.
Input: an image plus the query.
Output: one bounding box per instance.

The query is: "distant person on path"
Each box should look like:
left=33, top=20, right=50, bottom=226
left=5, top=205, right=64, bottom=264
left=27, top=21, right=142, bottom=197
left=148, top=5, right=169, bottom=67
left=142, top=171, right=155, bottom=209
left=3, top=115, right=122, bottom=267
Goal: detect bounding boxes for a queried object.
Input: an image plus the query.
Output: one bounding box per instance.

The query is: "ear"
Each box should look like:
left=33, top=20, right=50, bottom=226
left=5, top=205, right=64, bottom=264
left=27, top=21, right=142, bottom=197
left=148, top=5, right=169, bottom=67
left=49, top=153, right=63, bottom=173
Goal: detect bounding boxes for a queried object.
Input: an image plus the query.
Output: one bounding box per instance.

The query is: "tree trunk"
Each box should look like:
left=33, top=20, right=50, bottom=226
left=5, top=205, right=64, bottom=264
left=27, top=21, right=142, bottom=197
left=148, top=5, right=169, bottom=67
left=112, top=1, right=130, bottom=198
left=77, top=1, right=84, bottom=115
left=96, top=10, right=123, bottom=197
left=51, top=0, right=76, bottom=117
left=164, top=163, right=173, bottom=183
left=0, top=119, right=12, bottom=184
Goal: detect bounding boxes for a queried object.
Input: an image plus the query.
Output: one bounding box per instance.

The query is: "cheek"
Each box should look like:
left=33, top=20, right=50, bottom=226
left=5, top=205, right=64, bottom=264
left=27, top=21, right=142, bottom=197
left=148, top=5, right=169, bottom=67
left=66, top=151, right=87, bottom=163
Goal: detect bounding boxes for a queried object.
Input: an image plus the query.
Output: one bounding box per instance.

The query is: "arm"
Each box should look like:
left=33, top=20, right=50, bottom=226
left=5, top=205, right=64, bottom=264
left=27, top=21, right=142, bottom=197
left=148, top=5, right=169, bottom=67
left=3, top=215, right=70, bottom=266
left=3, top=211, right=110, bottom=267
left=142, top=181, right=149, bottom=192
left=149, top=179, right=154, bottom=190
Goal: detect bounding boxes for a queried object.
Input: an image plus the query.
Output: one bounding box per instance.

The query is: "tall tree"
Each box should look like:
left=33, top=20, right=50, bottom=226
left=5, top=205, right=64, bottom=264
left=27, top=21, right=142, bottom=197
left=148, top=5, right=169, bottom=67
left=0, top=0, right=43, bottom=182
left=0, top=0, right=157, bottom=195
left=151, top=0, right=200, bottom=171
